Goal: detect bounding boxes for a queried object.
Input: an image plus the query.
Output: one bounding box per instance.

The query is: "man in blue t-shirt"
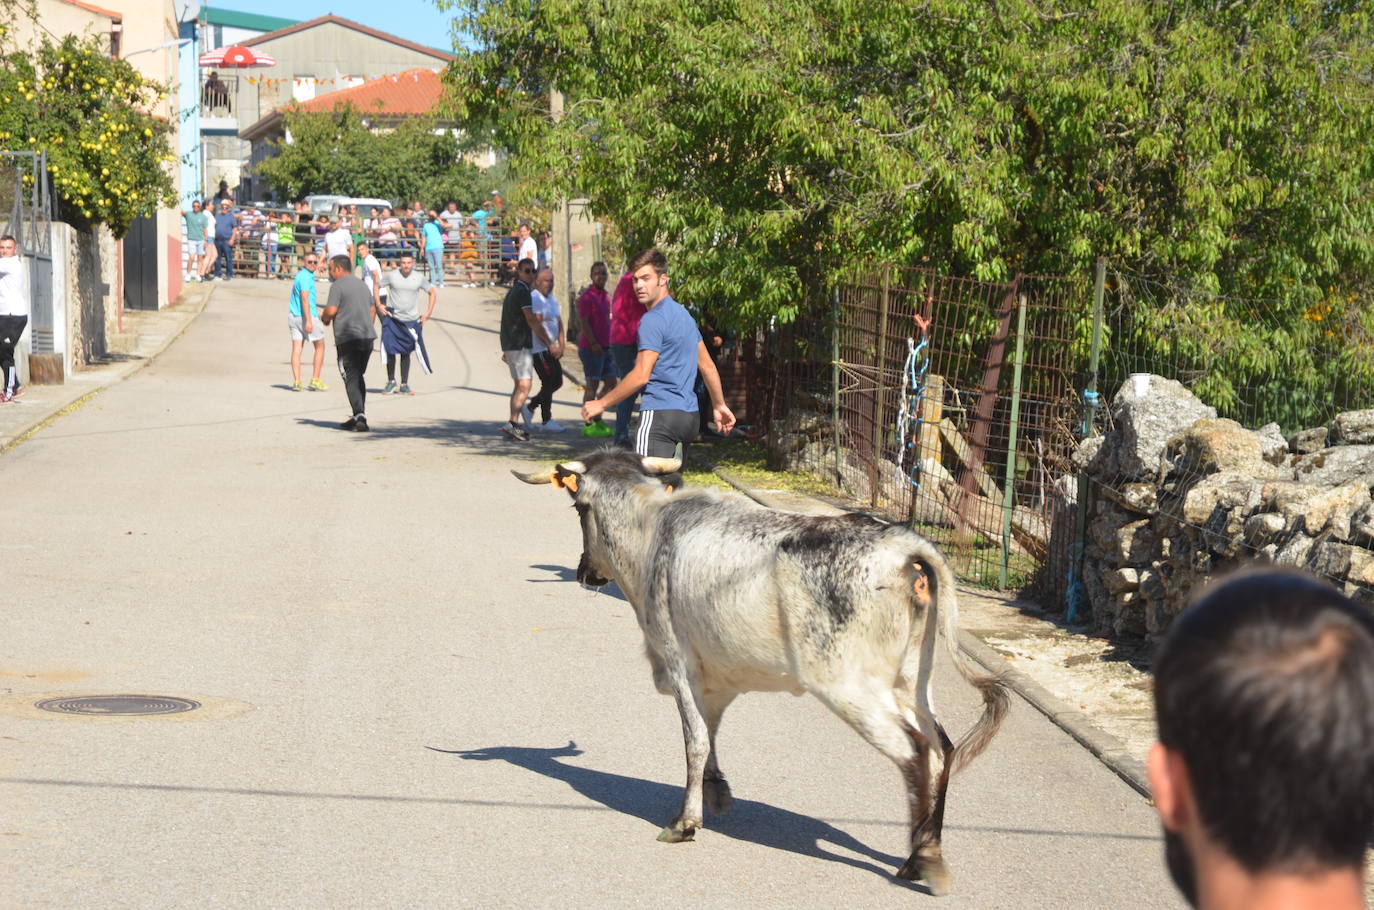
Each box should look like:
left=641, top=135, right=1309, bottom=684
left=420, top=211, right=446, bottom=287
left=287, top=251, right=328, bottom=392
left=581, top=248, right=735, bottom=457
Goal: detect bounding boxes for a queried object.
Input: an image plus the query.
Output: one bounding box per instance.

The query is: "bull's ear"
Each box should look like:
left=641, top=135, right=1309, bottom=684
left=553, top=461, right=587, bottom=493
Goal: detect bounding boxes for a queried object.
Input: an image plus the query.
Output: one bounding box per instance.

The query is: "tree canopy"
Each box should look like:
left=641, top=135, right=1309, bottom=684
left=252, top=106, right=501, bottom=209
left=0, top=34, right=177, bottom=237
left=444, top=0, right=1374, bottom=336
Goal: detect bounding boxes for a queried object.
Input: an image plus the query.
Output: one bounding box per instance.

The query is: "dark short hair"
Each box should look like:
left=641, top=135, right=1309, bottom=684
left=628, top=248, right=667, bottom=276
left=0, top=234, right=16, bottom=245
left=591, top=260, right=606, bottom=273
left=329, top=255, right=352, bottom=273
left=399, top=251, right=414, bottom=260
left=1154, top=568, right=1374, bottom=873
left=517, top=257, right=535, bottom=273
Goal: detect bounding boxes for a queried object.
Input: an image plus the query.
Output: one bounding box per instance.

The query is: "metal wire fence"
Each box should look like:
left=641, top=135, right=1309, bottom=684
left=759, top=260, right=1374, bottom=620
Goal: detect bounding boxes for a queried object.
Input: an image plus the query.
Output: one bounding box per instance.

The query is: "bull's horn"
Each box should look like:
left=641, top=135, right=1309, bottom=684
left=556, top=461, right=588, bottom=475
left=641, top=456, right=682, bottom=475
left=510, top=469, right=554, bottom=485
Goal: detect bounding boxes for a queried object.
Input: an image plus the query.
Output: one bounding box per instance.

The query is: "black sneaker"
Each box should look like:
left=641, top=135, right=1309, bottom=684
left=501, top=422, right=530, bottom=442
left=340, top=417, right=357, bottom=430
left=353, top=416, right=370, bottom=432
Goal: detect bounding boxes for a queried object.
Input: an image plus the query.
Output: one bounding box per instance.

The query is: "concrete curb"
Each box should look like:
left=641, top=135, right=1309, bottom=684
left=1, top=283, right=214, bottom=454
left=702, top=460, right=1152, bottom=799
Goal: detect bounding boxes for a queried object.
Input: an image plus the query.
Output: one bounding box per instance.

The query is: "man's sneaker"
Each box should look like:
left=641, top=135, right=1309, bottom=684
left=340, top=416, right=358, bottom=430
left=308, top=378, right=329, bottom=391
left=291, top=381, right=303, bottom=392
left=353, top=416, right=370, bottom=432
left=612, top=436, right=633, bottom=451
left=398, top=384, right=413, bottom=396
left=520, top=403, right=534, bottom=429
left=10, top=384, right=24, bottom=400
left=501, top=422, right=530, bottom=442
left=382, top=380, right=397, bottom=395
left=543, top=419, right=566, bottom=434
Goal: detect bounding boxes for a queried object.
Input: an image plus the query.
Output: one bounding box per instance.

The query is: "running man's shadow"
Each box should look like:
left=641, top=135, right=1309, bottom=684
left=427, top=741, right=928, bottom=893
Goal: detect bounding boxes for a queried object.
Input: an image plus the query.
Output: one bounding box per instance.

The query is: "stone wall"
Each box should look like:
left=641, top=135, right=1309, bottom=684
left=1071, top=374, right=1374, bottom=637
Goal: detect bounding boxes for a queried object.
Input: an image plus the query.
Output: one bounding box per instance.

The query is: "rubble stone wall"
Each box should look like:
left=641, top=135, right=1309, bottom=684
left=1072, top=375, right=1374, bottom=638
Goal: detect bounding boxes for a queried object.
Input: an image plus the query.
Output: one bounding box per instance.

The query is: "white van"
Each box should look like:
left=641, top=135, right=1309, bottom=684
left=304, top=195, right=393, bottom=219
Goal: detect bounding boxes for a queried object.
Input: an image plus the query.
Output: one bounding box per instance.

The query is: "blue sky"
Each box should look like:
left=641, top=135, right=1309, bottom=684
left=206, top=0, right=464, bottom=54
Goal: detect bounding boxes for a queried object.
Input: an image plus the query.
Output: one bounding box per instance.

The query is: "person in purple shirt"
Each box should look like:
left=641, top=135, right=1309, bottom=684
left=581, top=248, right=734, bottom=457
left=576, top=261, right=615, bottom=436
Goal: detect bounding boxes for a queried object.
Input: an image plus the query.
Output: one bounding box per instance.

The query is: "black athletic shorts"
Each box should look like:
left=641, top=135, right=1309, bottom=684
left=634, top=408, right=698, bottom=457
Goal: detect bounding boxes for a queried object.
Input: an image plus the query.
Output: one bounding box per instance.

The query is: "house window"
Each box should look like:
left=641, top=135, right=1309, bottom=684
left=292, top=76, right=316, bottom=102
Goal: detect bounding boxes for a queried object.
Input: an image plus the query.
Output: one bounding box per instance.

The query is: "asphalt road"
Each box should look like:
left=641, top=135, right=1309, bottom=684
left=0, top=278, right=1186, bottom=909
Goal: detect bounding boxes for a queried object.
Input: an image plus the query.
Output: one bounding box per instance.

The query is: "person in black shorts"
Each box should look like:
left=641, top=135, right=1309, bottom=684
left=580, top=248, right=734, bottom=457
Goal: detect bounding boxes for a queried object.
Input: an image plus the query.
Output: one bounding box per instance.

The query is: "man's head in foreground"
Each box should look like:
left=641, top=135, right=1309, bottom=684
left=1149, top=567, right=1374, bottom=909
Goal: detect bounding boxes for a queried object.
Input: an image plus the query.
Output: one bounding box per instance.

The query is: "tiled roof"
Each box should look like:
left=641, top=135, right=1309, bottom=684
left=294, top=68, right=444, bottom=117
left=59, top=0, right=121, bottom=20
left=238, top=68, right=449, bottom=142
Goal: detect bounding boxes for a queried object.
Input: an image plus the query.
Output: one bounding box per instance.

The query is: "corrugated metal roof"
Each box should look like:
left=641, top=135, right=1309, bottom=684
left=201, top=7, right=297, bottom=32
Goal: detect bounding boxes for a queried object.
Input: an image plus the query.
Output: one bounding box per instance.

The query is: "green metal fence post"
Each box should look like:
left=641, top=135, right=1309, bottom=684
left=999, top=293, right=1028, bottom=588
left=1067, top=258, right=1107, bottom=622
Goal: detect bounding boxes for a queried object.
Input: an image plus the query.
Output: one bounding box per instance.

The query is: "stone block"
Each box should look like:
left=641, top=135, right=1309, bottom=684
left=1243, top=512, right=1287, bottom=547
left=1256, top=423, right=1288, bottom=464
left=1104, top=567, right=1141, bottom=595
left=1169, top=418, right=1264, bottom=477
left=1309, top=541, right=1374, bottom=587
left=1288, top=426, right=1328, bottom=454
left=1109, top=374, right=1216, bottom=482
left=1300, top=482, right=1372, bottom=540
left=1293, top=445, right=1374, bottom=488
left=1332, top=409, right=1374, bottom=445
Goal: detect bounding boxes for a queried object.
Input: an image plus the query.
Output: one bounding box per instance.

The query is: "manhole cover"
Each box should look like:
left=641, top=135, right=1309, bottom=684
left=34, top=694, right=201, bottom=716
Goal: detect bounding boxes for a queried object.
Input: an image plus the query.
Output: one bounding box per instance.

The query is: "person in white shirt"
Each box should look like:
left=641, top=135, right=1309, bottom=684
left=517, top=223, right=538, bottom=267
left=0, top=235, right=30, bottom=402
left=357, top=242, right=384, bottom=309
left=323, top=218, right=354, bottom=268
left=523, top=266, right=565, bottom=432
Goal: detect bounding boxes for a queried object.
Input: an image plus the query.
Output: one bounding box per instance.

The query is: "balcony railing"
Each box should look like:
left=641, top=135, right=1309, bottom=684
left=200, top=74, right=238, bottom=120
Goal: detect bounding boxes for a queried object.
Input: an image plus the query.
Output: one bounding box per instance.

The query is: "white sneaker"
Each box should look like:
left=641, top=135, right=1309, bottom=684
left=520, top=403, right=534, bottom=430
left=542, top=420, right=566, bottom=433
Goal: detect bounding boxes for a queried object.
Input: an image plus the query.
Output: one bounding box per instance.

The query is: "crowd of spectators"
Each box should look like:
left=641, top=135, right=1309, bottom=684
left=182, top=191, right=538, bottom=288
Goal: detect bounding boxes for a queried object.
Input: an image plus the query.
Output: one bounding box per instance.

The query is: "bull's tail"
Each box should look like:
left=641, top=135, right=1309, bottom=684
left=913, top=545, right=1010, bottom=776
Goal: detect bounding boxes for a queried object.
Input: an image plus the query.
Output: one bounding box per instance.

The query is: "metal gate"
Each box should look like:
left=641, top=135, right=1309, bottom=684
left=123, top=214, right=158, bottom=311
left=0, top=151, right=54, bottom=352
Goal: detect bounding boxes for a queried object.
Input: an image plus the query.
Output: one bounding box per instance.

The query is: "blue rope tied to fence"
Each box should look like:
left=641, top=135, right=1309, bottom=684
left=1065, top=383, right=1104, bottom=624
left=896, top=316, right=932, bottom=489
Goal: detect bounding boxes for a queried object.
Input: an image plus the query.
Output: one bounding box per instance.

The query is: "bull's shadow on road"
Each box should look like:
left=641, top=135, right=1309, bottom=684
left=427, top=741, right=928, bottom=893
left=323, top=416, right=613, bottom=460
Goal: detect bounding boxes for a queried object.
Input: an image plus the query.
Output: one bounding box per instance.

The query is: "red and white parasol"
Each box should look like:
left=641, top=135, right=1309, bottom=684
left=197, top=45, right=277, bottom=68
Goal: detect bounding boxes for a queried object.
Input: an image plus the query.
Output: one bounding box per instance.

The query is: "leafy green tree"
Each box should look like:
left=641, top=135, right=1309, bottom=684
left=0, top=34, right=177, bottom=237
left=253, top=105, right=492, bottom=210
left=444, top=1, right=1372, bottom=310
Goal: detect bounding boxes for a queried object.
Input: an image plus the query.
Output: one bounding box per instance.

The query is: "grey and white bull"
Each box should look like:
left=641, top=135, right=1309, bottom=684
left=514, top=449, right=1008, bottom=894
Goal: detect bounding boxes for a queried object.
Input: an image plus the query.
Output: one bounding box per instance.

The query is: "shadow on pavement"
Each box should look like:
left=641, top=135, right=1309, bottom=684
left=429, top=741, right=928, bottom=893
left=526, top=564, right=628, bottom=602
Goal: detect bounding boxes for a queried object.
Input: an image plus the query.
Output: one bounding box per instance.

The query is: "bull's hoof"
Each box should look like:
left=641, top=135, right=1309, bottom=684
left=704, top=778, right=733, bottom=816
left=656, top=822, right=698, bottom=843
left=896, top=855, right=952, bottom=896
